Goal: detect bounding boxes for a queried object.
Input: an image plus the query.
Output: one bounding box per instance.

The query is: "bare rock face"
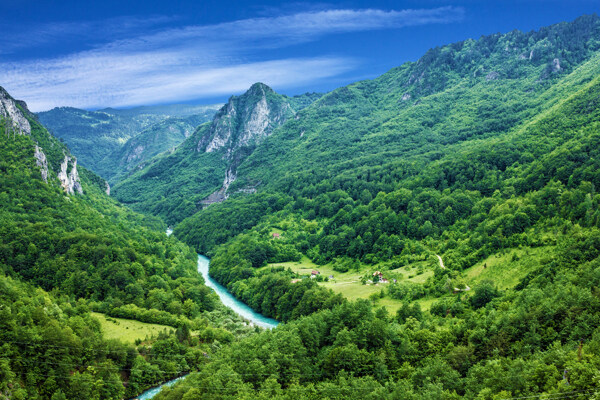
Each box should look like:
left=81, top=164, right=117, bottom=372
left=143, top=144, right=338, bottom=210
left=58, top=155, right=83, bottom=195
left=105, top=182, right=111, bottom=196
left=0, top=87, right=31, bottom=136
left=126, top=145, right=145, bottom=163
left=237, top=95, right=270, bottom=148
left=0, top=86, right=84, bottom=195
left=200, top=166, right=239, bottom=207
left=34, top=146, right=49, bottom=183
left=198, top=83, right=293, bottom=158
left=197, top=83, right=295, bottom=205
left=203, top=100, right=237, bottom=154
left=552, top=58, right=562, bottom=72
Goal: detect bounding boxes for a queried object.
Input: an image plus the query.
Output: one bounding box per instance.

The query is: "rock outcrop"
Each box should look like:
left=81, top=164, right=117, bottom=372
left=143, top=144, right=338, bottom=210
left=34, top=146, right=49, bottom=183
left=552, top=58, right=562, bottom=72
left=1, top=86, right=84, bottom=195
left=198, top=83, right=294, bottom=157
left=58, top=155, right=83, bottom=195
left=197, top=83, right=295, bottom=205
left=0, top=87, right=31, bottom=136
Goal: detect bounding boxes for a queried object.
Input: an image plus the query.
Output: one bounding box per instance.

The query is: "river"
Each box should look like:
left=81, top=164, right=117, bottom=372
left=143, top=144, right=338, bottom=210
left=135, top=375, right=188, bottom=400
left=134, top=230, right=279, bottom=398
left=196, top=254, right=279, bottom=329
left=167, top=227, right=279, bottom=329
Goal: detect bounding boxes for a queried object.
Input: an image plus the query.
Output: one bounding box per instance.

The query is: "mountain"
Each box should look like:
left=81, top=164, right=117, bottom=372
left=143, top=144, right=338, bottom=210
left=37, top=103, right=221, bottom=183
left=0, top=86, right=252, bottom=399
left=148, top=14, right=600, bottom=252
left=112, top=84, right=323, bottom=224
left=6, top=13, right=600, bottom=400
left=1, top=87, right=85, bottom=195
left=108, top=114, right=209, bottom=183
left=132, top=15, right=600, bottom=399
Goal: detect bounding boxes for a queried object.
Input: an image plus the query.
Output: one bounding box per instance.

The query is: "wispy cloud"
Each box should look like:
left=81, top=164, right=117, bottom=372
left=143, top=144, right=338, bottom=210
left=0, top=7, right=464, bottom=111
left=0, top=16, right=176, bottom=55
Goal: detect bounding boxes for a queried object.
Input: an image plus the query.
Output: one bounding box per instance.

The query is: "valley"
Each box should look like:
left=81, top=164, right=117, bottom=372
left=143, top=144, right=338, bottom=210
left=2, top=11, right=600, bottom=400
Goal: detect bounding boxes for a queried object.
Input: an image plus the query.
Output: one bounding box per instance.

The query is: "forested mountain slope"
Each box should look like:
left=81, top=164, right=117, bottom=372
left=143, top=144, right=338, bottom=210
left=146, top=15, right=600, bottom=399
left=5, top=13, right=600, bottom=400
left=108, top=115, right=210, bottom=184
left=38, top=104, right=220, bottom=183
left=174, top=14, right=600, bottom=254
left=113, top=84, right=323, bottom=225
left=0, top=87, right=250, bottom=399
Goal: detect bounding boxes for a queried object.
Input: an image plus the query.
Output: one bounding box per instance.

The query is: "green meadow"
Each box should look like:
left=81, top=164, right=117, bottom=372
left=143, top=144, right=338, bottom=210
left=92, top=312, right=175, bottom=344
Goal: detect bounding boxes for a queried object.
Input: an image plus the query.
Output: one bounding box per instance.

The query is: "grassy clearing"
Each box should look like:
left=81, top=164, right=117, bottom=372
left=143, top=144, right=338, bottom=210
left=463, top=246, right=551, bottom=289
left=92, top=312, right=174, bottom=344
left=263, top=247, right=552, bottom=316
left=389, top=260, right=436, bottom=284
left=267, top=257, right=423, bottom=310
left=322, top=280, right=387, bottom=301
left=267, top=256, right=321, bottom=272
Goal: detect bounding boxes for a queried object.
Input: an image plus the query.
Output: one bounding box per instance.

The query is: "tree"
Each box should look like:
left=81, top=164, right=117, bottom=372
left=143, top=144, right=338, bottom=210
left=470, top=280, right=500, bottom=309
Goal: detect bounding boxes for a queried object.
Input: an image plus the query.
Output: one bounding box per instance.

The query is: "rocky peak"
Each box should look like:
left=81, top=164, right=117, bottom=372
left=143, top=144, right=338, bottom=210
left=1, top=86, right=83, bottom=195
left=198, top=82, right=294, bottom=157
left=196, top=83, right=295, bottom=205
left=0, top=86, right=31, bottom=136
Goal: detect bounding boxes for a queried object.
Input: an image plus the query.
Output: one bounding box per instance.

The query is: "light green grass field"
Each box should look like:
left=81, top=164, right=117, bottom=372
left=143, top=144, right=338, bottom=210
left=91, top=312, right=174, bottom=344
left=267, top=257, right=426, bottom=312
left=463, top=246, right=550, bottom=289
left=389, top=260, right=436, bottom=284
left=265, top=247, right=551, bottom=315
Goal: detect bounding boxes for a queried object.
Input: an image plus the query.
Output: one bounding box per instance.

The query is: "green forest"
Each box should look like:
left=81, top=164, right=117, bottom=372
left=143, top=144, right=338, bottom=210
left=3, top=13, right=600, bottom=400
left=0, top=100, right=254, bottom=399
left=162, top=15, right=600, bottom=399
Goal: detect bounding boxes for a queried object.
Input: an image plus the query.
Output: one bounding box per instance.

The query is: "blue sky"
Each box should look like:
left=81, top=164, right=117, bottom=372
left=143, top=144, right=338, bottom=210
left=0, top=0, right=598, bottom=111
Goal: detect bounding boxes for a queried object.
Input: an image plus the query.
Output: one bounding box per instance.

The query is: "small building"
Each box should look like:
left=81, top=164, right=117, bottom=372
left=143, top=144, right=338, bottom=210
left=272, top=232, right=281, bottom=238
left=291, top=278, right=301, bottom=284
left=311, top=270, right=320, bottom=275
left=329, top=275, right=334, bottom=279
left=373, top=271, right=384, bottom=278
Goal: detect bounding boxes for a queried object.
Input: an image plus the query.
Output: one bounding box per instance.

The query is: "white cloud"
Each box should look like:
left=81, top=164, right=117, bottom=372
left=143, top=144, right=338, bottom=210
left=5, top=57, right=356, bottom=110
left=0, top=7, right=464, bottom=111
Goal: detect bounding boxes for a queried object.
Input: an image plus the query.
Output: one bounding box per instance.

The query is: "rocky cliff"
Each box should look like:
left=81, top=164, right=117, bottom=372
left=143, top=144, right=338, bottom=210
left=197, top=83, right=295, bottom=203
left=111, top=85, right=322, bottom=224
left=1, top=86, right=83, bottom=194
left=58, top=155, right=83, bottom=195
left=0, top=87, right=31, bottom=136
left=198, top=83, right=294, bottom=155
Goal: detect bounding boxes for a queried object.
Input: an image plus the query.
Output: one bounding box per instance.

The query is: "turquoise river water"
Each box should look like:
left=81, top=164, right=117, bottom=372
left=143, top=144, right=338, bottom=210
left=133, top=229, right=279, bottom=398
